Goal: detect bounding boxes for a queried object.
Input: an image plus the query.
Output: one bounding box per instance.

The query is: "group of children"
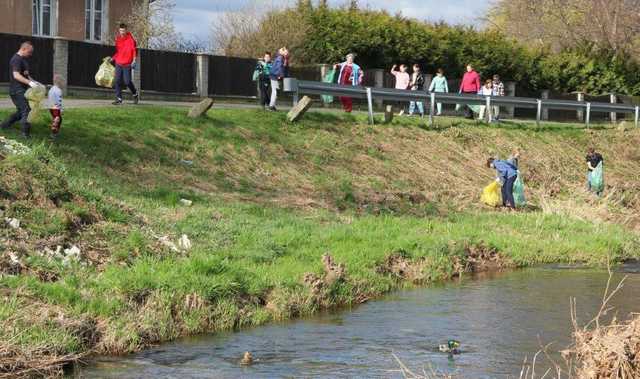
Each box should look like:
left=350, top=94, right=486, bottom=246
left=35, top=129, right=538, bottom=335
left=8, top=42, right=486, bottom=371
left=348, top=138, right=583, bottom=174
left=254, top=48, right=290, bottom=112
left=390, top=63, right=505, bottom=121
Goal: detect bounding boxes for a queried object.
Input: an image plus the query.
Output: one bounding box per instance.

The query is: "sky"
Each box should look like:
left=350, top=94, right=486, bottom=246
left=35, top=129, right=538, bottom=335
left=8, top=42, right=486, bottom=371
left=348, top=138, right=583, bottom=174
left=172, top=0, right=493, bottom=41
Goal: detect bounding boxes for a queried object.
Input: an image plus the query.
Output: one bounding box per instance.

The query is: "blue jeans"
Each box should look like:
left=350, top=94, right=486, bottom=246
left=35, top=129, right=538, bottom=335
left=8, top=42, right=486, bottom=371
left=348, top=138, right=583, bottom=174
left=115, top=64, right=138, bottom=100
left=1, top=90, right=31, bottom=136
left=502, top=175, right=517, bottom=208
left=409, top=101, right=424, bottom=115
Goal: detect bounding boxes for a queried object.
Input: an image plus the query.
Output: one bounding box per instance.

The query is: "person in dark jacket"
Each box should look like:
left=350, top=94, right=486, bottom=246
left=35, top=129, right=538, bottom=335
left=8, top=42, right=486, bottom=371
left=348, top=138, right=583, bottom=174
left=255, top=52, right=272, bottom=110
left=487, top=157, right=518, bottom=209
left=268, top=47, right=289, bottom=111
left=409, top=64, right=425, bottom=117
left=1, top=41, right=38, bottom=139
left=111, top=23, right=139, bottom=105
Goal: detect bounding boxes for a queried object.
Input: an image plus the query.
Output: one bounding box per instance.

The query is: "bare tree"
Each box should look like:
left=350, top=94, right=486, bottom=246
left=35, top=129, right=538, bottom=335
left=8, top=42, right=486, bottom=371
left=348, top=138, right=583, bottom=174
left=210, top=1, right=309, bottom=59
left=487, top=0, right=640, bottom=56
left=119, top=0, right=180, bottom=49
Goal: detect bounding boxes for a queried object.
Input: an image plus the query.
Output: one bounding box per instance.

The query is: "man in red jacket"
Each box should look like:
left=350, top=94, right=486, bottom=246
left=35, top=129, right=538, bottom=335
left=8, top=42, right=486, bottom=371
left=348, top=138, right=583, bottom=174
left=111, top=23, right=139, bottom=105
left=459, top=64, right=481, bottom=119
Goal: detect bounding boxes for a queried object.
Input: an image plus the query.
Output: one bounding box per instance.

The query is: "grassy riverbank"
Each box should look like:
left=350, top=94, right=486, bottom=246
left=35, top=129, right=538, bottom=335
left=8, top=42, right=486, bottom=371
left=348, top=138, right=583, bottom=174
left=1, top=107, right=639, bottom=377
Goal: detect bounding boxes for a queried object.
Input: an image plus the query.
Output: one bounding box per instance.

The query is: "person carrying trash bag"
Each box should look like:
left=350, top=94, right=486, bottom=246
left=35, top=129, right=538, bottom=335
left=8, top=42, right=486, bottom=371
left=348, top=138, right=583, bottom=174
left=486, top=157, right=518, bottom=209
left=1, top=42, right=39, bottom=139
left=110, top=23, right=139, bottom=105
left=586, top=148, right=604, bottom=196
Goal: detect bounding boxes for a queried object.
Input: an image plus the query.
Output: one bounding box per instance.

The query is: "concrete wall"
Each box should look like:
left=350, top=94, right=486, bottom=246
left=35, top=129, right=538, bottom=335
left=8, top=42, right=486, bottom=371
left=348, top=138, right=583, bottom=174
left=0, top=0, right=32, bottom=36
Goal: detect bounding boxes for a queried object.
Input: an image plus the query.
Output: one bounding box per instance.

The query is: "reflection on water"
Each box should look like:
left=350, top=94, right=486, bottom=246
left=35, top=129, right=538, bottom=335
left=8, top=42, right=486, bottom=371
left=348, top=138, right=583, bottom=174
left=76, top=266, right=640, bottom=379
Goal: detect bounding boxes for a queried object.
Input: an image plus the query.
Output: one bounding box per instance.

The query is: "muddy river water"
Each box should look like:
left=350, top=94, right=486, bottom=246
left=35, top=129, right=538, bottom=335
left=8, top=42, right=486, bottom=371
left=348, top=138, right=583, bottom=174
left=76, top=264, right=640, bottom=378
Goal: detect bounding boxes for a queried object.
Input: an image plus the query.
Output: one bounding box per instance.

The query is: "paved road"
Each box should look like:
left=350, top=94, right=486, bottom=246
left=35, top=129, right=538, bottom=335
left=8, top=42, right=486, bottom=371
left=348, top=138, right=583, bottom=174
left=0, top=98, right=272, bottom=110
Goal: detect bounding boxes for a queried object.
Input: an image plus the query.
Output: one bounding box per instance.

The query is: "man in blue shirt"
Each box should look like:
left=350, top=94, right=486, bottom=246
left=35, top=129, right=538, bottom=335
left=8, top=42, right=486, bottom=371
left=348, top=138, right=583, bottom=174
left=487, top=157, right=518, bottom=209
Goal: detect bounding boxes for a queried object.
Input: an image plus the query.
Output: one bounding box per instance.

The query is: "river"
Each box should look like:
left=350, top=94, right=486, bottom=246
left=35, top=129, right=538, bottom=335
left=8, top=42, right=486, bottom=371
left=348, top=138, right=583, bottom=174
left=76, top=264, right=640, bottom=378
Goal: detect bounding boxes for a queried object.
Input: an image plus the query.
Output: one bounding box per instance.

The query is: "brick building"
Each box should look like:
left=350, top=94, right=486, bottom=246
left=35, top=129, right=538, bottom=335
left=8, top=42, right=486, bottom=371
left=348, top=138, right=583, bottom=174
left=0, top=0, right=150, bottom=43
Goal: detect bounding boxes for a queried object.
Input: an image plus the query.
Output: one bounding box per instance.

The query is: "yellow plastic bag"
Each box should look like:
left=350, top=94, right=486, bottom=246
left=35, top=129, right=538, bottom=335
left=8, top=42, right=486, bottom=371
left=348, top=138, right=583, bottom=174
left=95, top=57, right=115, bottom=88
left=25, top=83, right=47, bottom=123
left=481, top=181, right=502, bottom=207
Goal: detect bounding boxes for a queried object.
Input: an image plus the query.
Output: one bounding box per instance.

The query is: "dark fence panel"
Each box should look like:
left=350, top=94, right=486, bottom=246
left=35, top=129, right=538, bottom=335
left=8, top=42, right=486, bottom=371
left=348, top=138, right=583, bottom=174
left=141, top=49, right=196, bottom=93
left=289, top=66, right=320, bottom=82
left=0, top=33, right=53, bottom=84
left=208, top=55, right=256, bottom=96
left=67, top=40, right=114, bottom=88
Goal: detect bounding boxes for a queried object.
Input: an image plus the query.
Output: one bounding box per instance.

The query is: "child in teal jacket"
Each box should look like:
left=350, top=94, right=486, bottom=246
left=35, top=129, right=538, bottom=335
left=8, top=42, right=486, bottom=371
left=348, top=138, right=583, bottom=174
left=428, top=68, right=449, bottom=115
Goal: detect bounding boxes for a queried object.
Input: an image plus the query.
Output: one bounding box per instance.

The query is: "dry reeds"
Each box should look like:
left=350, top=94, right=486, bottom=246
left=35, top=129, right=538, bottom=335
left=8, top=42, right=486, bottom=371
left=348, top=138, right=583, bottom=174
left=0, top=343, right=86, bottom=379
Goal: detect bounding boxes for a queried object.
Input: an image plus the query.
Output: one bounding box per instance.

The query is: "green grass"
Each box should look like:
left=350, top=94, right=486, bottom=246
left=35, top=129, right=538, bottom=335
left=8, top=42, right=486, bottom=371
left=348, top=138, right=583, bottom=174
left=0, top=106, right=638, bottom=371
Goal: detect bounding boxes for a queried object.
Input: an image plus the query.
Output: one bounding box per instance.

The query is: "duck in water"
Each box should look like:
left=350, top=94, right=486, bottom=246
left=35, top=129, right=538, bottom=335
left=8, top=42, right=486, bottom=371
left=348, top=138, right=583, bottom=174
left=438, top=340, right=461, bottom=355
left=240, top=351, right=253, bottom=365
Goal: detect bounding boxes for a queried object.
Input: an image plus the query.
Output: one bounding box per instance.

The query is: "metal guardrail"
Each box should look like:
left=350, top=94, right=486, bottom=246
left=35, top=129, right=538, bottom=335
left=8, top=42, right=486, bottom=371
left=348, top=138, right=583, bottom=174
left=284, top=79, right=640, bottom=127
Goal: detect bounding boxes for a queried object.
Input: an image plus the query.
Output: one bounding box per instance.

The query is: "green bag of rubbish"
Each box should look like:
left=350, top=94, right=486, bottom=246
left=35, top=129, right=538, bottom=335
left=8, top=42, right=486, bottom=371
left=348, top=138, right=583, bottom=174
left=321, top=69, right=336, bottom=104
left=590, top=162, right=604, bottom=193
left=513, top=170, right=526, bottom=208
left=252, top=68, right=260, bottom=82
left=95, top=57, right=115, bottom=88
left=25, top=82, right=46, bottom=123
left=481, top=181, right=502, bottom=207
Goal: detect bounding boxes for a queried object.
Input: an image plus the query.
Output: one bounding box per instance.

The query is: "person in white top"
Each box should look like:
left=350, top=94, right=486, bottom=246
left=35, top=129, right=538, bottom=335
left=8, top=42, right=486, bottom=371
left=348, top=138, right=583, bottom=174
left=478, top=79, right=493, bottom=122
left=48, top=74, right=64, bottom=139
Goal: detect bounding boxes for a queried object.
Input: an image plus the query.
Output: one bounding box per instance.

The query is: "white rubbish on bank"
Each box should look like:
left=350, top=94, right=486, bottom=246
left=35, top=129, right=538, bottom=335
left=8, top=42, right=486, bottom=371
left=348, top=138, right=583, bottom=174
left=5, top=218, right=20, bottom=229
left=158, top=234, right=192, bottom=252
left=178, top=234, right=192, bottom=251
left=158, top=236, right=180, bottom=252
left=180, top=199, right=193, bottom=206
left=8, top=252, right=21, bottom=265
left=43, top=245, right=83, bottom=266
left=0, top=136, right=31, bottom=156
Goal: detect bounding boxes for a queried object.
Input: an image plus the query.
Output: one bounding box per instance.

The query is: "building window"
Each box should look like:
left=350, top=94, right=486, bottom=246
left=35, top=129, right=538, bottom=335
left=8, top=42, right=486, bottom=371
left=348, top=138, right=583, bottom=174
left=33, top=0, right=56, bottom=36
left=85, top=0, right=105, bottom=42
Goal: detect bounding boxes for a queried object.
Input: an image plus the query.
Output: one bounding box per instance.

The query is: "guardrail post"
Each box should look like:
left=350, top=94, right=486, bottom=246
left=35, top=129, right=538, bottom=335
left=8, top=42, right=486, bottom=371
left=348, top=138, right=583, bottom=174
left=540, top=90, right=549, bottom=121
left=429, top=92, right=435, bottom=127
left=635, top=106, right=639, bottom=128
left=536, top=99, right=542, bottom=127
left=486, top=96, right=492, bottom=123
left=366, top=87, right=374, bottom=125
left=373, top=69, right=384, bottom=107
left=577, top=92, right=585, bottom=121
left=610, top=93, right=617, bottom=123
left=585, top=102, right=591, bottom=127
left=506, top=81, right=516, bottom=118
